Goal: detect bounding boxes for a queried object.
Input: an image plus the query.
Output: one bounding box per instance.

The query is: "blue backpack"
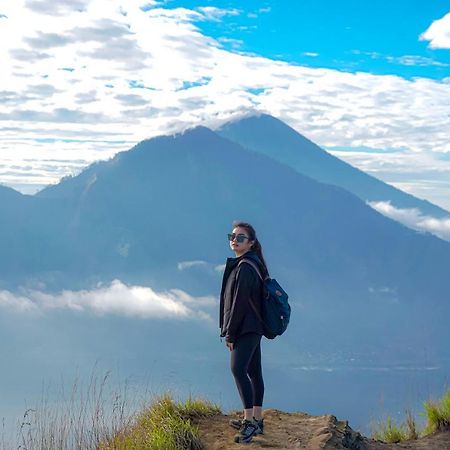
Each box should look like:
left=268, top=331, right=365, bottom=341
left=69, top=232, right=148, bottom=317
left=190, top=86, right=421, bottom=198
left=238, top=259, right=291, bottom=339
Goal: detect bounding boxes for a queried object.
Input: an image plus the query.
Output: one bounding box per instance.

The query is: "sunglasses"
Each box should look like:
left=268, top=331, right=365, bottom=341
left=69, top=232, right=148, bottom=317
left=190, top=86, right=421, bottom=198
left=227, top=233, right=251, bottom=243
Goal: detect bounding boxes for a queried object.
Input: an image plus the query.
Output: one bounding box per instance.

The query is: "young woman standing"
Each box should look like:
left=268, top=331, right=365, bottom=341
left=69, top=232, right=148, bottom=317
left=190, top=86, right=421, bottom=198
left=219, top=221, right=269, bottom=444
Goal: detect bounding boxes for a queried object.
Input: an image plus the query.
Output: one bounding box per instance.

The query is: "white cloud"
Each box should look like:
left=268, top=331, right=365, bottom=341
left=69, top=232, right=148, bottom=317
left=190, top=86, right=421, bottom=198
left=24, top=0, right=92, bottom=16
left=0, top=290, right=40, bottom=312
left=177, top=260, right=208, bottom=270
left=392, top=55, right=448, bottom=67
left=1, top=0, right=450, bottom=203
left=327, top=148, right=450, bottom=175
left=420, top=12, right=450, bottom=49
left=214, top=264, right=226, bottom=273
left=217, top=37, right=244, bottom=49
left=196, top=6, right=241, bottom=22
left=352, top=49, right=448, bottom=67
left=368, top=201, right=450, bottom=242
left=247, top=7, right=271, bottom=19
left=0, top=279, right=216, bottom=320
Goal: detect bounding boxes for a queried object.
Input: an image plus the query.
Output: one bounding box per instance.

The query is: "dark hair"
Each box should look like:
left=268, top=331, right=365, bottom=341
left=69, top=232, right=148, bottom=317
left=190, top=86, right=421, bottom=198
left=232, top=220, right=269, bottom=276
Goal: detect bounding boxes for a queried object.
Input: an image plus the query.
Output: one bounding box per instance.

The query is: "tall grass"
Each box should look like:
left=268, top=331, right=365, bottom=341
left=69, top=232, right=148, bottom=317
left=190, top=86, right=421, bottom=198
left=3, top=369, right=221, bottom=450
left=7, top=369, right=137, bottom=450
left=405, top=408, right=419, bottom=440
left=100, top=393, right=221, bottom=450
left=371, top=415, right=409, bottom=443
left=422, top=390, right=450, bottom=435
left=372, top=389, right=450, bottom=443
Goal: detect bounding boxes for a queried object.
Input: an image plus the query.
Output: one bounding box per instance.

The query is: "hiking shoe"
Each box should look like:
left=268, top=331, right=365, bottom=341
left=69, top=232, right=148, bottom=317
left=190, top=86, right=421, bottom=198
left=233, top=419, right=259, bottom=444
left=229, top=418, right=243, bottom=430
left=254, top=417, right=264, bottom=434
left=229, top=417, right=264, bottom=434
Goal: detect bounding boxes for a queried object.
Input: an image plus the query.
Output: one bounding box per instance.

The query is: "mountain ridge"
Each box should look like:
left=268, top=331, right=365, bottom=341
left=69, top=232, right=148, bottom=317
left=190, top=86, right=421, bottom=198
left=217, top=114, right=450, bottom=218
left=2, top=123, right=450, bottom=362
left=5, top=124, right=450, bottom=302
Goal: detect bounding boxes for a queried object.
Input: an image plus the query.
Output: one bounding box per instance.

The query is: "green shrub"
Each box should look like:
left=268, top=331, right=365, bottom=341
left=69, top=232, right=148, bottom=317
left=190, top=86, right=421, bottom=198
left=422, top=390, right=450, bottom=435
left=100, top=392, right=221, bottom=450
left=372, top=390, right=450, bottom=443
left=372, top=416, right=408, bottom=443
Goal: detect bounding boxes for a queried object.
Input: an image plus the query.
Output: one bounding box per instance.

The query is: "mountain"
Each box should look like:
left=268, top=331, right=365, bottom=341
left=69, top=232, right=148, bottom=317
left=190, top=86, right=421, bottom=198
left=217, top=114, right=450, bottom=218
left=3, top=126, right=450, bottom=433
left=0, top=183, right=74, bottom=282
left=0, top=184, right=23, bottom=200
left=32, top=126, right=450, bottom=297
left=1, top=126, right=450, bottom=362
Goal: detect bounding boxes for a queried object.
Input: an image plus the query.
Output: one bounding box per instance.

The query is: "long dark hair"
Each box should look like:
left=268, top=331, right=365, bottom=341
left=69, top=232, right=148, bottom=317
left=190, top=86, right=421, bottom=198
left=232, top=220, right=269, bottom=276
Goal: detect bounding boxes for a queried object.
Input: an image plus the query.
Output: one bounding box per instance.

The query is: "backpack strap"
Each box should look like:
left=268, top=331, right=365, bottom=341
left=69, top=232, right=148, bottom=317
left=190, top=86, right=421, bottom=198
left=238, top=259, right=266, bottom=326
left=238, top=258, right=269, bottom=281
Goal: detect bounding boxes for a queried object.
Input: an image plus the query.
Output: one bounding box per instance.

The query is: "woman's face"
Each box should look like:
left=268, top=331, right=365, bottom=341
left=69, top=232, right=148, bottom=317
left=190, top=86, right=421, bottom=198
left=229, top=226, right=255, bottom=256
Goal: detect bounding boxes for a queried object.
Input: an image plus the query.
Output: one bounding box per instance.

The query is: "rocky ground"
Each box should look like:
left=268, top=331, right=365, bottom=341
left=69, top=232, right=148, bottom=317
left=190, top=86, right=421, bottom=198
left=196, top=409, right=450, bottom=450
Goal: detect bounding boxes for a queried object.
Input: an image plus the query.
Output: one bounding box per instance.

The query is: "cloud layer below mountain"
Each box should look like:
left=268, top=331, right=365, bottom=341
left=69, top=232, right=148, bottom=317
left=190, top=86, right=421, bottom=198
left=0, top=279, right=215, bottom=320
left=368, top=201, right=450, bottom=242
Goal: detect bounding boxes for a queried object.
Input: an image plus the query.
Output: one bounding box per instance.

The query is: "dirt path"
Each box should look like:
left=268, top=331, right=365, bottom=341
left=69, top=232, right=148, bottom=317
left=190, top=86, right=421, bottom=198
left=196, top=409, right=450, bottom=450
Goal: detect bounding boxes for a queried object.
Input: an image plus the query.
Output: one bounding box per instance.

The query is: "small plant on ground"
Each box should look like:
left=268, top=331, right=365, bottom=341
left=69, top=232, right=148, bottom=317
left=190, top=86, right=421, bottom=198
left=100, top=393, right=221, bottom=450
left=372, top=389, right=450, bottom=443
left=371, top=416, right=408, bottom=443
left=405, top=408, right=419, bottom=440
left=422, top=390, right=450, bottom=435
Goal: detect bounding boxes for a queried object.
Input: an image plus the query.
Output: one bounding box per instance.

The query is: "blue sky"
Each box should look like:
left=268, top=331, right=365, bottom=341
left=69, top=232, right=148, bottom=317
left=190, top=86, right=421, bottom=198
left=1, top=0, right=450, bottom=221
left=169, top=0, right=450, bottom=79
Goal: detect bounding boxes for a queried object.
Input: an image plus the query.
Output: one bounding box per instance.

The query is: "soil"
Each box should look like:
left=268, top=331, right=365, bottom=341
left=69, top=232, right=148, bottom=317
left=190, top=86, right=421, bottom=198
left=196, top=409, right=450, bottom=450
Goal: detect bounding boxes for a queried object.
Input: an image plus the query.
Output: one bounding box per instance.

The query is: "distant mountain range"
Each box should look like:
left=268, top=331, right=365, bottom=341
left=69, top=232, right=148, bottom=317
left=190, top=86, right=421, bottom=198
left=218, top=114, right=450, bottom=218
left=2, top=116, right=450, bottom=362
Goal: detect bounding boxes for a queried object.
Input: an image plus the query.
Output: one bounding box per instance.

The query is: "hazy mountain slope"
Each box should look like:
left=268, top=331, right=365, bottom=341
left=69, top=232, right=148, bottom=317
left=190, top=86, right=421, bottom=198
left=1, top=127, right=450, bottom=360
left=0, top=184, right=23, bottom=200
left=30, top=126, right=450, bottom=305
left=217, top=114, right=449, bottom=218
left=0, top=185, right=73, bottom=279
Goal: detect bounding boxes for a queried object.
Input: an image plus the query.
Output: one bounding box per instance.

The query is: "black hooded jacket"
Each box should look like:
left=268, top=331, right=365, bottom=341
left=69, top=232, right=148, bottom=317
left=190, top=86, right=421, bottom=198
left=219, top=250, right=267, bottom=343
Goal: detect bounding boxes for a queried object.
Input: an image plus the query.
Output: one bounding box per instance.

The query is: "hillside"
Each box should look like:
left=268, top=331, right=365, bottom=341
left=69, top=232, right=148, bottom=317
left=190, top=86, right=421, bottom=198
left=2, top=125, right=450, bottom=362
left=218, top=114, right=450, bottom=218
left=197, top=409, right=450, bottom=450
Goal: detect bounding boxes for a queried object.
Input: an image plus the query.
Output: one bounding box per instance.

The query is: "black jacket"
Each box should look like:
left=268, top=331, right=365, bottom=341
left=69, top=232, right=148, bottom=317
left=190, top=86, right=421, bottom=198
left=219, top=250, right=267, bottom=343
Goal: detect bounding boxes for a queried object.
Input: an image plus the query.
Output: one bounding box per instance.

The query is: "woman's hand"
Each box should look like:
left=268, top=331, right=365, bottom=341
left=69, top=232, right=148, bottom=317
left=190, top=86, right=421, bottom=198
left=226, top=341, right=234, bottom=351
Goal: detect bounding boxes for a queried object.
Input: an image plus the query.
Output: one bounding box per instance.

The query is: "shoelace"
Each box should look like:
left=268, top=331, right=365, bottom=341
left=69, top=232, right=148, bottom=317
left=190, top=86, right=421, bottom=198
left=241, top=421, right=257, bottom=433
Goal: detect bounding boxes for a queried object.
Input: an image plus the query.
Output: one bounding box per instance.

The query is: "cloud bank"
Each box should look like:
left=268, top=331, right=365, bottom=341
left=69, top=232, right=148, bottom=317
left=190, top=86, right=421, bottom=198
left=368, top=201, right=450, bottom=242
left=0, top=279, right=215, bottom=320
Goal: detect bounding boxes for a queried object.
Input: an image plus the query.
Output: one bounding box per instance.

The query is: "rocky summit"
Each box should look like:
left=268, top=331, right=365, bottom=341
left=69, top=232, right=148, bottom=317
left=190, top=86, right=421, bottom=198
left=196, top=409, right=450, bottom=450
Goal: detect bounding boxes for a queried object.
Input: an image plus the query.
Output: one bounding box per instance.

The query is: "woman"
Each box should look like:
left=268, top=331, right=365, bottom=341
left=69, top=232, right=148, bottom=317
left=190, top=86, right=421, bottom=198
left=219, top=221, right=269, bottom=444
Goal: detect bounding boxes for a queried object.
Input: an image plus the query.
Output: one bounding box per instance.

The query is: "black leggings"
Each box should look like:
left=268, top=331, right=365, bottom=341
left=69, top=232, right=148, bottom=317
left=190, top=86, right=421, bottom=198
left=230, top=333, right=264, bottom=409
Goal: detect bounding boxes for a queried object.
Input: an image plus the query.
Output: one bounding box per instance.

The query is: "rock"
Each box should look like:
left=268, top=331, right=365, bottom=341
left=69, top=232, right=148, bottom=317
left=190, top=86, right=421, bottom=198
left=196, top=409, right=450, bottom=450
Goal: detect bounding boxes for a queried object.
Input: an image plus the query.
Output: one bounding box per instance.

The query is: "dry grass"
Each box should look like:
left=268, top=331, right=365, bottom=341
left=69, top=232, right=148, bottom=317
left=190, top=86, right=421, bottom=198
left=8, top=368, right=137, bottom=450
